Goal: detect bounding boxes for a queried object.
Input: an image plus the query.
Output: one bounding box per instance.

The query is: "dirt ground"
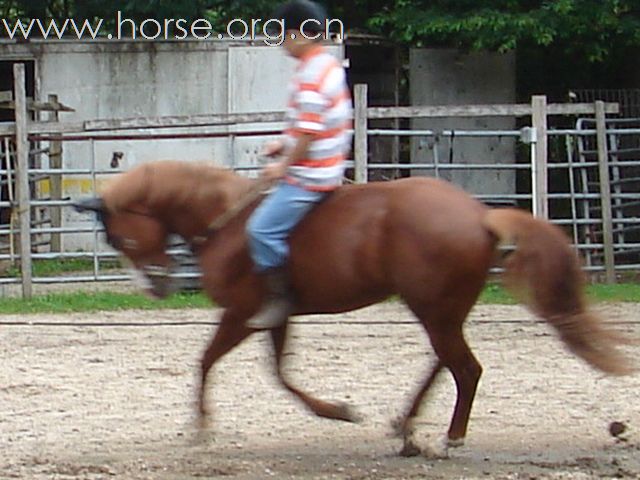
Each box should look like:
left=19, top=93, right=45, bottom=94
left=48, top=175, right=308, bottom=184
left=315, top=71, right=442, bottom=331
left=1, top=301, right=639, bottom=479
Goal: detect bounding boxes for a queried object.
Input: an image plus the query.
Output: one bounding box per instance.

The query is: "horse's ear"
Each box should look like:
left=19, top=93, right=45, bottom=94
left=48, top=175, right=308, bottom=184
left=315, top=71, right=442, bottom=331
left=72, top=196, right=106, bottom=213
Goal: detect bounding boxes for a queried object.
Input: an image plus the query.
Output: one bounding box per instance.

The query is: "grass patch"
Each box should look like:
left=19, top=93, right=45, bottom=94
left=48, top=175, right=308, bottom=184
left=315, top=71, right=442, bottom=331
left=478, top=284, right=517, bottom=304
left=585, top=283, right=640, bottom=303
left=0, top=283, right=637, bottom=314
left=4, top=258, right=121, bottom=277
left=0, top=290, right=211, bottom=314
left=478, top=283, right=640, bottom=305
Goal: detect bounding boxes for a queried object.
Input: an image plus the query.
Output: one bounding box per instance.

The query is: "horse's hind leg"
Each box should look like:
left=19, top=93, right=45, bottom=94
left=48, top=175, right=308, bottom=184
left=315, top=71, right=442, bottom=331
left=269, top=323, right=360, bottom=422
left=393, top=360, right=444, bottom=456
left=198, top=308, right=253, bottom=427
left=431, top=326, right=482, bottom=444
left=399, top=304, right=482, bottom=456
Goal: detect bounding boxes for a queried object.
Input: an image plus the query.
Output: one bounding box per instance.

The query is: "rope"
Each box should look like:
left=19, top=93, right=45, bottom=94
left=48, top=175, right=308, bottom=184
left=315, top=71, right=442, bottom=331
left=192, top=176, right=275, bottom=244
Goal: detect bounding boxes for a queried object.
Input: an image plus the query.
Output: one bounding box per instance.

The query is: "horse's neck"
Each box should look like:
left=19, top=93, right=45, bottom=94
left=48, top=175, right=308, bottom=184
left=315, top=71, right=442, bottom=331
left=162, top=172, right=256, bottom=242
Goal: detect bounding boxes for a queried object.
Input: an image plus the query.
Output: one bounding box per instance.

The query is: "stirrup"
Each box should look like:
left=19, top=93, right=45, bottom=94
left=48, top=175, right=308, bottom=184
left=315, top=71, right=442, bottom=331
left=245, top=299, right=292, bottom=329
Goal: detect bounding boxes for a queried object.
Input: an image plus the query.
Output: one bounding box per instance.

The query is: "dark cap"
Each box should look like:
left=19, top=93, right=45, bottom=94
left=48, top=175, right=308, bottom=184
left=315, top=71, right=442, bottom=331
left=271, top=0, right=328, bottom=33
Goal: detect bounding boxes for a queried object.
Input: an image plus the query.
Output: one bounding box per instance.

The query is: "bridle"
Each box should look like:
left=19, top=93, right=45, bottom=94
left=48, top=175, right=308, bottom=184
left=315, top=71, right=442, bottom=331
left=88, top=177, right=274, bottom=282
left=94, top=207, right=174, bottom=281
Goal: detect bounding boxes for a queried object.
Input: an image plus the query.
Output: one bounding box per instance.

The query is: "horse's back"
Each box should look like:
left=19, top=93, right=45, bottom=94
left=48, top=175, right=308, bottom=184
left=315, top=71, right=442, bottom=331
left=289, top=177, right=496, bottom=312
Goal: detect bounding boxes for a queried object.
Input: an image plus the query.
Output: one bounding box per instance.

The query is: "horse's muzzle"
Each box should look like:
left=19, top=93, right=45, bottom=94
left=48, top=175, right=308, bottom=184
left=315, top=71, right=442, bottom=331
left=133, top=264, right=178, bottom=299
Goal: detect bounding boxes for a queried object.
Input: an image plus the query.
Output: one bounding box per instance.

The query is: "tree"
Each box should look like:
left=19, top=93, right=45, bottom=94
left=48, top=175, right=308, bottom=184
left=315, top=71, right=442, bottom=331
left=367, top=0, right=640, bottom=63
left=0, top=0, right=217, bottom=27
left=2, top=0, right=639, bottom=82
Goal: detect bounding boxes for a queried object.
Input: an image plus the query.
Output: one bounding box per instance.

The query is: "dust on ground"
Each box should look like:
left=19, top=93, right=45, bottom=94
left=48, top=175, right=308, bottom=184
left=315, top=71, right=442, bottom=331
left=1, top=301, right=639, bottom=479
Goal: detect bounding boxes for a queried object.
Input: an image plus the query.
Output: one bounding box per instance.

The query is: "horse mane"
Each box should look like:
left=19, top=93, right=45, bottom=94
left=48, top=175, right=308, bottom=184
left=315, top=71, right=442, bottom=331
left=100, top=161, right=251, bottom=213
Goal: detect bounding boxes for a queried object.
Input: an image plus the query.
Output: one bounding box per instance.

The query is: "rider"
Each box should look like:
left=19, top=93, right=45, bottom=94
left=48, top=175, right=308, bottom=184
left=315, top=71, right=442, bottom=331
left=245, top=0, right=353, bottom=329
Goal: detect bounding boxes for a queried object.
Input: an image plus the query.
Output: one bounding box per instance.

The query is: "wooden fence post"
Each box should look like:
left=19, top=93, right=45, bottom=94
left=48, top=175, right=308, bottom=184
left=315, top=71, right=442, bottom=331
left=595, top=100, right=616, bottom=284
left=354, top=84, right=368, bottom=184
left=13, top=63, right=32, bottom=299
left=531, top=95, right=548, bottom=219
left=48, top=94, right=62, bottom=253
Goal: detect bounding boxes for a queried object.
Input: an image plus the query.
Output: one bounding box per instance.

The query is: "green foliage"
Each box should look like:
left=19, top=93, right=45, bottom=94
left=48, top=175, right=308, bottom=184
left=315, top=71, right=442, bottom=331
left=2, top=0, right=210, bottom=21
left=368, top=0, right=640, bottom=62
left=3, top=0, right=638, bottom=63
left=0, top=0, right=282, bottom=30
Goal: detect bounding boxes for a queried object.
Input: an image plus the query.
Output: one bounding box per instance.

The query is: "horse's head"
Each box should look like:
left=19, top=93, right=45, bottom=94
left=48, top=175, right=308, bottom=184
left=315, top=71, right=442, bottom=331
left=73, top=161, right=253, bottom=298
left=73, top=195, right=177, bottom=299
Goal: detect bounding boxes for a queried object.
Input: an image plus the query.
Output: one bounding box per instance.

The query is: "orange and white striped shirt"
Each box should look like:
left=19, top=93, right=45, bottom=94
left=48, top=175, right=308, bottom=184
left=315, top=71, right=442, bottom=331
left=284, top=45, right=353, bottom=191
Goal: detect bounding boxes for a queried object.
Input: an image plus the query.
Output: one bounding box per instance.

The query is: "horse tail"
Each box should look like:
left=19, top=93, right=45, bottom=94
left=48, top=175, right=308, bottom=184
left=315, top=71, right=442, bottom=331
left=483, top=208, right=635, bottom=376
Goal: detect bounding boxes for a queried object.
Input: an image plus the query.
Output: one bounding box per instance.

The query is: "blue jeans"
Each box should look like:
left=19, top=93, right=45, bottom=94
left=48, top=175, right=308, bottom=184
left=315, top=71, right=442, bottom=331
left=246, top=181, right=327, bottom=272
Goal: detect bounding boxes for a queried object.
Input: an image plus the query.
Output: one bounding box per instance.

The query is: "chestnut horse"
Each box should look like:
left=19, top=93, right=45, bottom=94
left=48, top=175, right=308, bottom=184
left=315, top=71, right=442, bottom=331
left=74, top=161, right=632, bottom=455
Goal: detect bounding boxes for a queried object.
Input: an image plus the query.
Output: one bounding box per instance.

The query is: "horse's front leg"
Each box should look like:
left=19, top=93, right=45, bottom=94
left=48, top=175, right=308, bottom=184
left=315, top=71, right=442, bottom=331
left=198, top=308, right=253, bottom=429
left=269, top=320, right=361, bottom=423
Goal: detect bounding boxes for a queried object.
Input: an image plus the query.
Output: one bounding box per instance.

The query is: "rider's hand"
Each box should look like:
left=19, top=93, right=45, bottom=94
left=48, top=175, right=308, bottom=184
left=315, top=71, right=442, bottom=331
left=261, top=161, right=288, bottom=181
left=261, top=139, right=285, bottom=158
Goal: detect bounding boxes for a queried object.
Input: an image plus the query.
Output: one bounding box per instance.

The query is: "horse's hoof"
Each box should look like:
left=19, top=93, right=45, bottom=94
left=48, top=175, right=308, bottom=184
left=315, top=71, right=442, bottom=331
left=191, top=428, right=215, bottom=446
left=412, top=435, right=448, bottom=459
left=390, top=416, right=405, bottom=438
left=399, top=439, right=421, bottom=457
left=447, top=437, right=465, bottom=448
left=195, top=412, right=211, bottom=430
left=334, top=402, right=362, bottom=423
left=421, top=443, right=449, bottom=460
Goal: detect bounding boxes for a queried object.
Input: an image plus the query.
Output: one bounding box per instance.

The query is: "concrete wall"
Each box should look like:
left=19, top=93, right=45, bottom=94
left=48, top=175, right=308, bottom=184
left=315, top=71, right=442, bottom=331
left=226, top=44, right=341, bottom=174
left=409, top=48, right=516, bottom=196
left=0, top=39, right=343, bottom=250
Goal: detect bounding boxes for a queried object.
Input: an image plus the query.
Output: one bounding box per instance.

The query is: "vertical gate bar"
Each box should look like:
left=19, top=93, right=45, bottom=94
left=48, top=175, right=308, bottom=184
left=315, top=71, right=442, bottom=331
left=4, top=137, right=16, bottom=264
left=575, top=119, right=593, bottom=268
left=14, top=63, right=32, bottom=298
left=354, top=84, right=368, bottom=184
left=565, top=135, right=579, bottom=246
left=391, top=46, right=400, bottom=180
left=229, top=133, right=236, bottom=172
left=607, top=130, right=625, bottom=246
left=90, top=138, right=99, bottom=280
left=531, top=95, right=548, bottom=218
left=433, top=135, right=440, bottom=179
left=595, top=101, right=616, bottom=283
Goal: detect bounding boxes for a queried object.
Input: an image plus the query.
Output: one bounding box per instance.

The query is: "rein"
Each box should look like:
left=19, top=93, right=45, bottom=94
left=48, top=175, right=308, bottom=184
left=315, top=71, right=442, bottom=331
left=192, top=177, right=275, bottom=245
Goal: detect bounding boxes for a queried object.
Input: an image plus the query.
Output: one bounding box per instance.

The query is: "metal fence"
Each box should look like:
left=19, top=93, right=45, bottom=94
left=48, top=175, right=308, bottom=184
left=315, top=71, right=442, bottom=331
left=352, top=84, right=632, bottom=282
left=0, top=67, right=634, bottom=298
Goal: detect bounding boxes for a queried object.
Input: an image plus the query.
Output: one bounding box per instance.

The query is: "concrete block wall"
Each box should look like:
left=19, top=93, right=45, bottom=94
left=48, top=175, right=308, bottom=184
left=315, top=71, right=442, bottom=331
left=409, top=48, right=517, bottom=196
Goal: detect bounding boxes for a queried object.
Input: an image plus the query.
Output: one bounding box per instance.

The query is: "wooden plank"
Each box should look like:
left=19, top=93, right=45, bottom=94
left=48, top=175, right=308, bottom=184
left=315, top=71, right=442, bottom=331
left=0, top=111, right=288, bottom=136
left=0, top=123, right=16, bottom=136
left=0, top=101, right=619, bottom=138
left=367, top=102, right=619, bottom=119
left=353, top=84, right=368, bottom=184
left=0, top=99, right=75, bottom=112
left=13, top=63, right=32, bottom=299
left=595, top=100, right=616, bottom=284
left=531, top=96, right=548, bottom=219
left=48, top=94, right=63, bottom=253
left=83, top=111, right=287, bottom=132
